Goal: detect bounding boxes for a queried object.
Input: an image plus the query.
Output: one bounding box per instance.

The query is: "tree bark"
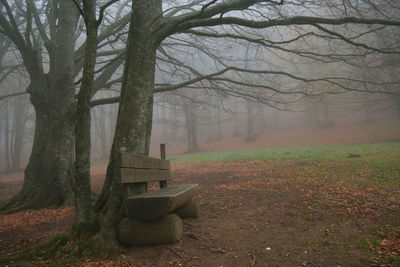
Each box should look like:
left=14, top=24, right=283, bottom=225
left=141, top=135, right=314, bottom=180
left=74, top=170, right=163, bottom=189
left=1, top=0, right=79, bottom=212
left=93, top=0, right=162, bottom=255
left=73, top=0, right=99, bottom=237
left=5, top=102, right=75, bottom=211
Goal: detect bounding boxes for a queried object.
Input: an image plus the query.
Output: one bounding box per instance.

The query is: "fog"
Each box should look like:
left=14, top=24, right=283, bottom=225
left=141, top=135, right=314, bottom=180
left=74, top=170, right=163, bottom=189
left=5, top=93, right=399, bottom=173
left=0, top=0, right=399, bottom=173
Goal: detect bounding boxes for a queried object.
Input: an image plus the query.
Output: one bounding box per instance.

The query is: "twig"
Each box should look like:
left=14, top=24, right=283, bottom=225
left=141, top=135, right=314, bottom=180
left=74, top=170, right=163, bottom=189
left=168, top=247, right=184, bottom=258
left=211, top=249, right=226, bottom=254
left=185, top=233, right=201, bottom=240
left=249, top=254, right=256, bottom=265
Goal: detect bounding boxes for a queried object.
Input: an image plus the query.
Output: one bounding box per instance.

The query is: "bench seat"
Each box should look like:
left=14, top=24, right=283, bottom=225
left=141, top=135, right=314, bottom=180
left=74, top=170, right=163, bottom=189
left=125, top=183, right=198, bottom=220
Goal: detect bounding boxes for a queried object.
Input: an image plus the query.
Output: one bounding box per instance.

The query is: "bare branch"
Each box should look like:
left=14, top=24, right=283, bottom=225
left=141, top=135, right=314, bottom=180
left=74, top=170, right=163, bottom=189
left=90, top=95, right=119, bottom=107
left=0, top=91, right=28, bottom=101
left=97, top=0, right=120, bottom=27
left=175, top=16, right=400, bottom=33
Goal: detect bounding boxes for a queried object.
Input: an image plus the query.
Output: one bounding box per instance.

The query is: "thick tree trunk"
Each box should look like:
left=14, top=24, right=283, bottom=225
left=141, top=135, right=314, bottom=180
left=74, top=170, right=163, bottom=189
left=1, top=0, right=79, bottom=212
left=4, top=102, right=75, bottom=211
left=93, top=0, right=162, bottom=255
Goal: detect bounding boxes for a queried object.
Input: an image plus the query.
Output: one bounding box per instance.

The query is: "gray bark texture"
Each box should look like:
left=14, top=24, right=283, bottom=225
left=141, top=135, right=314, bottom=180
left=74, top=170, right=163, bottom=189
left=93, top=0, right=163, bottom=255
left=73, top=0, right=99, bottom=236
left=2, top=0, right=79, bottom=212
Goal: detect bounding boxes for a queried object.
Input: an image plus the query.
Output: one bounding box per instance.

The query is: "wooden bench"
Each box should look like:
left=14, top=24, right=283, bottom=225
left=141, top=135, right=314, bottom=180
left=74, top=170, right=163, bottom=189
left=118, top=145, right=199, bottom=245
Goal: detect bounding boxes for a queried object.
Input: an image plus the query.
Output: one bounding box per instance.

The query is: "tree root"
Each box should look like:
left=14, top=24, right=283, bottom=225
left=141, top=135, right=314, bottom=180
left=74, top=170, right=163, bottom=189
left=0, top=189, right=74, bottom=215
left=0, top=224, right=121, bottom=265
left=0, top=233, right=70, bottom=264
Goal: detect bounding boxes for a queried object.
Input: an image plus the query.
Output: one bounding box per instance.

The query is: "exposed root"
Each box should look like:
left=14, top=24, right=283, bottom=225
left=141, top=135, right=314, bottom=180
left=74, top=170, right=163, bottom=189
left=0, top=233, right=70, bottom=264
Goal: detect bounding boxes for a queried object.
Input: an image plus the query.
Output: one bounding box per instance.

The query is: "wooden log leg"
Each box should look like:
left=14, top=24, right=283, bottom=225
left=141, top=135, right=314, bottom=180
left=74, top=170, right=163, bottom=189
left=118, top=214, right=183, bottom=245
left=173, top=199, right=200, bottom=219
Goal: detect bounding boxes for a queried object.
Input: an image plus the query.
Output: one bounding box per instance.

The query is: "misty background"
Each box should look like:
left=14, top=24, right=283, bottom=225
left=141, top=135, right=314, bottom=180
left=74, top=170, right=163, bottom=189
left=0, top=0, right=399, bottom=172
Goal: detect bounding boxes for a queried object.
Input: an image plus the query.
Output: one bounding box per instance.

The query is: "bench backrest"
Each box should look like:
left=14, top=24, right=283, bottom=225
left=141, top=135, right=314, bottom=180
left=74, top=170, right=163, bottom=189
left=120, top=152, right=171, bottom=184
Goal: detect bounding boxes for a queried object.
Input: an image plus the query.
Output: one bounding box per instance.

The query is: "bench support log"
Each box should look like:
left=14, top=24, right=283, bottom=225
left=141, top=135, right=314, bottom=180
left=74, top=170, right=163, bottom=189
left=173, top=199, right=200, bottom=219
left=118, top=214, right=183, bottom=245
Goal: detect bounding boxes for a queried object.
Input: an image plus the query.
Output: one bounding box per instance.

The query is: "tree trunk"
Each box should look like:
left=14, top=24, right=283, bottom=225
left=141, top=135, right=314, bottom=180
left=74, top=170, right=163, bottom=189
left=396, top=95, right=400, bottom=118
left=1, top=0, right=79, bottom=212
left=245, top=99, right=256, bottom=142
left=184, top=105, right=198, bottom=153
left=216, top=108, right=222, bottom=141
left=4, top=100, right=10, bottom=171
left=73, top=0, right=99, bottom=237
left=233, top=102, right=241, bottom=137
left=93, top=108, right=108, bottom=159
left=272, top=108, right=279, bottom=130
left=10, top=96, right=28, bottom=172
left=4, top=102, right=75, bottom=211
left=161, top=104, right=168, bottom=144
left=320, top=95, right=334, bottom=128
left=93, top=0, right=162, bottom=255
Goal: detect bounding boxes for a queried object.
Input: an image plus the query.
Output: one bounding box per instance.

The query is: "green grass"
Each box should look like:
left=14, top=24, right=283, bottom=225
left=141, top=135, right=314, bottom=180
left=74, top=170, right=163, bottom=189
left=169, top=142, right=400, bottom=163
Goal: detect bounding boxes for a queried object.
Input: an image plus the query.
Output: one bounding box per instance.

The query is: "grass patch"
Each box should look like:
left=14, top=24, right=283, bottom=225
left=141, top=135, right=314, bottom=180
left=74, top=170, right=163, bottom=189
left=169, top=142, right=400, bottom=163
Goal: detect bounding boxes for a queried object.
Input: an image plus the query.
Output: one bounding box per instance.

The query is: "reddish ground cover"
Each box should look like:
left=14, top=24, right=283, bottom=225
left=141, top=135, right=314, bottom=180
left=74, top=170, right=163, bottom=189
left=0, top=120, right=399, bottom=266
left=0, top=159, right=399, bottom=266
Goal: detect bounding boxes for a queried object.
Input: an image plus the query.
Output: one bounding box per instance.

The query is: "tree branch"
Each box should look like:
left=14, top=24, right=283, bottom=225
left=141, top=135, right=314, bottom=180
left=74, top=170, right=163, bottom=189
left=27, top=0, right=52, bottom=54
left=0, top=91, right=28, bottom=101
left=97, top=0, right=120, bottom=27
left=175, top=16, right=400, bottom=33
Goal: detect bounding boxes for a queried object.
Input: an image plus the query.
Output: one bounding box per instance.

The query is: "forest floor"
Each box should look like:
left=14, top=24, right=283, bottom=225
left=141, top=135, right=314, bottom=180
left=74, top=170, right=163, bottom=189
left=0, top=121, right=399, bottom=266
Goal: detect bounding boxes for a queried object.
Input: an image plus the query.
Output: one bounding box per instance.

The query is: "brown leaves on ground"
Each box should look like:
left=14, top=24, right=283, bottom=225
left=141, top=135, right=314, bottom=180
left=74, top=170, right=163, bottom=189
left=0, top=207, right=75, bottom=233
left=174, top=160, right=399, bottom=219
left=171, top=159, right=400, bottom=265
left=79, top=258, right=136, bottom=267
left=0, top=156, right=399, bottom=266
left=378, top=236, right=400, bottom=256
left=370, top=229, right=400, bottom=266
left=0, top=207, right=74, bottom=256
